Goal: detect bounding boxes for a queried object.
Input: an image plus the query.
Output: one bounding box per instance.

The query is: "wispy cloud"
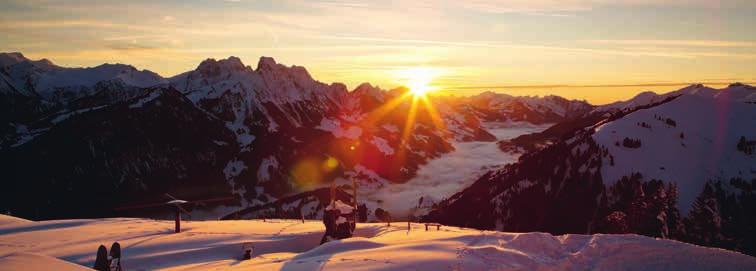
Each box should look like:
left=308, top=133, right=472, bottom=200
left=589, top=39, right=756, bottom=47
left=310, top=0, right=371, bottom=8
left=453, top=0, right=592, bottom=14
left=447, top=0, right=747, bottom=14
left=105, top=43, right=159, bottom=52
left=0, top=19, right=121, bottom=29
left=319, top=35, right=756, bottom=59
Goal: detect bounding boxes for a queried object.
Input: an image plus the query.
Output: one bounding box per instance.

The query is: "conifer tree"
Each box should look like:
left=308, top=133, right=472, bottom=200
left=665, top=182, right=684, bottom=238
left=685, top=183, right=722, bottom=245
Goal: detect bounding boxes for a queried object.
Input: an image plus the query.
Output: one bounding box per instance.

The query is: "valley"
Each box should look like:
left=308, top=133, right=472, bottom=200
left=358, top=122, right=552, bottom=219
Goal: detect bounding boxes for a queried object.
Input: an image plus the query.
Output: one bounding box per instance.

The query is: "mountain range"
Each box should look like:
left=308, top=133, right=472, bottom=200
left=1, top=52, right=754, bottom=256
left=0, top=52, right=591, bottom=219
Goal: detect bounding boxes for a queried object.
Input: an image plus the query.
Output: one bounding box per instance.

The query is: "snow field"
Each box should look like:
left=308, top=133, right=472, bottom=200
left=593, top=94, right=756, bottom=213
left=1, top=216, right=755, bottom=270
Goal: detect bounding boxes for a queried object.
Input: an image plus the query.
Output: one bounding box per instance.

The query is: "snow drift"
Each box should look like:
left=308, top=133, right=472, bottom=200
left=0, top=216, right=754, bottom=270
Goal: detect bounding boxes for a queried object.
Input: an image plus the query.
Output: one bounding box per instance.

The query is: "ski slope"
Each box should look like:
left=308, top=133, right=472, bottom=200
left=1, top=215, right=755, bottom=270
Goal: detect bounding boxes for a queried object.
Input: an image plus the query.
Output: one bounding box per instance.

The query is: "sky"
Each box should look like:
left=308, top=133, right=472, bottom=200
left=1, top=0, right=755, bottom=104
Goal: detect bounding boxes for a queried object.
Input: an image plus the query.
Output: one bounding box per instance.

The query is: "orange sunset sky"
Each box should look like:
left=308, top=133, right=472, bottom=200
left=1, top=0, right=755, bottom=104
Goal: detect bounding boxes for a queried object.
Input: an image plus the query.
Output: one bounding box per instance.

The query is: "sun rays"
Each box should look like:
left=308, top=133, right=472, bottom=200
left=376, top=67, right=446, bottom=164
left=363, top=67, right=443, bottom=126
left=293, top=66, right=448, bottom=186
left=391, top=68, right=446, bottom=142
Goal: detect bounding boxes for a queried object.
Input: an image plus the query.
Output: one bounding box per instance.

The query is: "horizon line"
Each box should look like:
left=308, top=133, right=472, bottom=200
left=440, top=81, right=755, bottom=90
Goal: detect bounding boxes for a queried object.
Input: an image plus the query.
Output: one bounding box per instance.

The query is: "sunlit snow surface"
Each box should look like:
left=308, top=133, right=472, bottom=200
left=593, top=93, right=756, bottom=213
left=1, top=215, right=754, bottom=271
left=360, top=122, right=551, bottom=218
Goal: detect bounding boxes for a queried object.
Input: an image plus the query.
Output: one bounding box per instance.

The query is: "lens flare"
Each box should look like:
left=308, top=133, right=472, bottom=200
left=323, top=156, right=339, bottom=170
left=290, top=159, right=322, bottom=188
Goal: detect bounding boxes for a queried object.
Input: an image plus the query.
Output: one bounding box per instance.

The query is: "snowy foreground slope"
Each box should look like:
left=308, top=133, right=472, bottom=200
left=1, top=215, right=755, bottom=270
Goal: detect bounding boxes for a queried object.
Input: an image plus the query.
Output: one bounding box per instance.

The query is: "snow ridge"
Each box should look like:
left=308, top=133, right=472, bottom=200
left=0, top=217, right=754, bottom=270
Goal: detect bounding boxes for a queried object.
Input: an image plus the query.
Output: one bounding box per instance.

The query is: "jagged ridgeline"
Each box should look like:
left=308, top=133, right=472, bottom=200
left=0, top=52, right=591, bottom=220
left=426, top=83, right=756, bottom=256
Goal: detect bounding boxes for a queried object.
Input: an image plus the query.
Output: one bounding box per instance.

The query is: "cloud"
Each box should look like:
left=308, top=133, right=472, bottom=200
left=453, top=0, right=592, bottom=14
left=447, top=0, right=747, bottom=14
left=0, top=19, right=120, bottom=29
left=589, top=39, right=756, bottom=47
left=366, top=124, right=534, bottom=217
left=318, top=35, right=756, bottom=59
left=105, top=43, right=159, bottom=52
left=310, top=0, right=371, bottom=8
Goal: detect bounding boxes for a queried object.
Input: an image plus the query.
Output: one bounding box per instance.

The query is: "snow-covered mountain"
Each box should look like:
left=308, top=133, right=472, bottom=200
left=1, top=214, right=755, bottom=270
left=593, top=84, right=756, bottom=213
left=169, top=56, right=348, bottom=136
left=596, top=83, right=756, bottom=112
left=0, top=52, right=166, bottom=103
left=462, top=91, right=594, bottom=124
left=0, top=52, right=168, bottom=147
left=427, top=83, right=756, bottom=256
left=0, top=53, right=576, bottom=221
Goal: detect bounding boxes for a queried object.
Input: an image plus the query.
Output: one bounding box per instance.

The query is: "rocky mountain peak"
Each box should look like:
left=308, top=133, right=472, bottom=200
left=256, top=56, right=314, bottom=84
left=196, top=56, right=247, bottom=78
left=0, top=52, right=30, bottom=67
left=256, top=56, right=277, bottom=71
left=353, top=82, right=384, bottom=95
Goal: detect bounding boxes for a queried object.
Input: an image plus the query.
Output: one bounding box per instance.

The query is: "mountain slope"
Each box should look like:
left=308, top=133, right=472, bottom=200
left=0, top=88, right=239, bottom=219
left=594, top=88, right=756, bottom=212
left=426, top=83, right=756, bottom=255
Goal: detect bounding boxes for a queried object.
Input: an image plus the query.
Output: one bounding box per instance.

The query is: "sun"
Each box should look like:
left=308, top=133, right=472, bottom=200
left=409, top=83, right=433, bottom=96
left=397, top=67, right=439, bottom=97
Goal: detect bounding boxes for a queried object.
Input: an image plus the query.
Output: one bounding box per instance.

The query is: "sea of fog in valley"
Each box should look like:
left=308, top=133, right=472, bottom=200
left=360, top=122, right=552, bottom=218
